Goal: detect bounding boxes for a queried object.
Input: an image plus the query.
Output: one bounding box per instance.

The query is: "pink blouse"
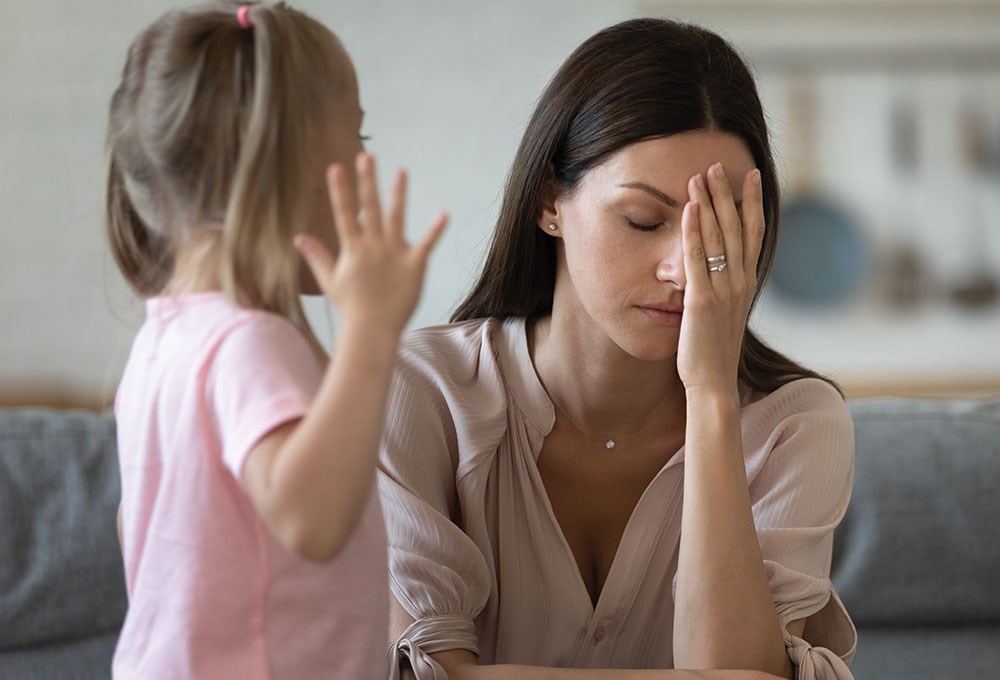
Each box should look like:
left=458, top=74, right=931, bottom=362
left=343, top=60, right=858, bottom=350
left=379, top=317, right=857, bottom=679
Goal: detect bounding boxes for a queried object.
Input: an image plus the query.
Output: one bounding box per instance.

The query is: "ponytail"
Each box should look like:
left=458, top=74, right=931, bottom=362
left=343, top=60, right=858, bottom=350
left=221, top=2, right=311, bottom=340
left=104, top=1, right=347, bottom=356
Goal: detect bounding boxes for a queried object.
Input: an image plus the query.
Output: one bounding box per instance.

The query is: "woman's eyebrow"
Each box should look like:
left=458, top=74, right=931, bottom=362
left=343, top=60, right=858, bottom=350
left=617, top=182, right=680, bottom=208
left=618, top=181, right=744, bottom=211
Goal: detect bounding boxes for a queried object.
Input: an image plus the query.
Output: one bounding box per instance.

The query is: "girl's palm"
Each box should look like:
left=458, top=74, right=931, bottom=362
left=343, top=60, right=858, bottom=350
left=296, top=153, right=447, bottom=334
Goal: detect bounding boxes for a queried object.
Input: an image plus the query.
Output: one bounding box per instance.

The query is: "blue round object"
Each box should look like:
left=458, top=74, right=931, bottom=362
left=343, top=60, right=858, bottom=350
left=771, top=196, right=868, bottom=306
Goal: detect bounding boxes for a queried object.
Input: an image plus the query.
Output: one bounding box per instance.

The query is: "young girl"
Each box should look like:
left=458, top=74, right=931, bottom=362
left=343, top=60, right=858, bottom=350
left=106, top=2, right=446, bottom=678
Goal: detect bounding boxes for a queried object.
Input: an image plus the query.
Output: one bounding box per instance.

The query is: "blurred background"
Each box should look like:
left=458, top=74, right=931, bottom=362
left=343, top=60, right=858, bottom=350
left=2, top=0, right=999, bottom=408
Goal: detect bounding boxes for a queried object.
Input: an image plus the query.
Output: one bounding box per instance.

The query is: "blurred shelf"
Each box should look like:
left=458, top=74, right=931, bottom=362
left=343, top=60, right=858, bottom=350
left=638, top=0, right=1000, bottom=73
left=747, top=46, right=1000, bottom=74
left=842, top=377, right=1000, bottom=399
left=0, top=386, right=112, bottom=412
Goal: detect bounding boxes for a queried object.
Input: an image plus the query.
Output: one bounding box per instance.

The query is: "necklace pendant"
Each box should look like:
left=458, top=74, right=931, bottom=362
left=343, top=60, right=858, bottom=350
left=606, top=440, right=616, bottom=449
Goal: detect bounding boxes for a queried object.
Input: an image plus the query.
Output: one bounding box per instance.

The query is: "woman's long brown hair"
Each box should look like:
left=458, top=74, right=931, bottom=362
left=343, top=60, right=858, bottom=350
left=451, top=18, right=835, bottom=395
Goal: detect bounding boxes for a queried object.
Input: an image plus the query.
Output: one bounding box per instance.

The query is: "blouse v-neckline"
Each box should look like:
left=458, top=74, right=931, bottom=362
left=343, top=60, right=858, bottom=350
left=496, top=317, right=687, bottom=620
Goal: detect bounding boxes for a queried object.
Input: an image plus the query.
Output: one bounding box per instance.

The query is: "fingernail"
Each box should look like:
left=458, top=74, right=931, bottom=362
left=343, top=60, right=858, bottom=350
left=694, top=173, right=705, bottom=191
left=752, top=169, right=761, bottom=187
left=293, top=234, right=311, bottom=251
left=689, top=201, right=699, bottom=216
left=711, top=162, right=724, bottom=178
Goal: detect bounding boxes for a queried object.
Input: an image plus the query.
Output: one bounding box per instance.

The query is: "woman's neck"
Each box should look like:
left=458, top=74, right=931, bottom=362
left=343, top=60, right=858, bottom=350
left=529, top=312, right=685, bottom=437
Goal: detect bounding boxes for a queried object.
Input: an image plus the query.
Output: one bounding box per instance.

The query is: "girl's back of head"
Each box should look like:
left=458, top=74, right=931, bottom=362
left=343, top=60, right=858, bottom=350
left=106, top=1, right=351, bottom=345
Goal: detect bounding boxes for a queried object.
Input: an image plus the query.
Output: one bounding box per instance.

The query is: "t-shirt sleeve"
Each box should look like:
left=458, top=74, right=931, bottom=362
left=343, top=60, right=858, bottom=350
left=207, top=314, right=322, bottom=481
left=378, top=342, right=493, bottom=678
left=749, top=380, right=858, bottom=678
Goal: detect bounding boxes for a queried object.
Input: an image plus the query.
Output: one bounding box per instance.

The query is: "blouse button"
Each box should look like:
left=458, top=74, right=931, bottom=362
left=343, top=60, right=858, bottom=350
left=593, top=626, right=606, bottom=642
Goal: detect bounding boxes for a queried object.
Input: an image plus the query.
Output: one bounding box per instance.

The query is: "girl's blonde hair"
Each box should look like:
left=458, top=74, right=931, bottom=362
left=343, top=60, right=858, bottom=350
left=106, top=1, right=345, bottom=352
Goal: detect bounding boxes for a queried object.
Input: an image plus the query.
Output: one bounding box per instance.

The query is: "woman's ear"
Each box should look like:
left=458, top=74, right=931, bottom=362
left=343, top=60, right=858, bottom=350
left=535, top=164, right=563, bottom=238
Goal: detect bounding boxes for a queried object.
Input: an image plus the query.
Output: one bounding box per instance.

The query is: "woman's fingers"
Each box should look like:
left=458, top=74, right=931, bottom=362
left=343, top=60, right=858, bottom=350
left=704, top=162, right=744, bottom=278
left=687, top=172, right=726, bottom=269
left=740, top=169, right=765, bottom=282
left=681, top=200, right=710, bottom=295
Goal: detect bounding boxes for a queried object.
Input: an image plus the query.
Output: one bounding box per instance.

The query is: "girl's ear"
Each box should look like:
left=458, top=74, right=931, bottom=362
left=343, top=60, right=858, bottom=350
left=535, top=164, right=563, bottom=238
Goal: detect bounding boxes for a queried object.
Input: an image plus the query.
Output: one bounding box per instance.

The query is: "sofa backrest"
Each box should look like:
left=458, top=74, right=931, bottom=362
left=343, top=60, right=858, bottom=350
left=0, top=408, right=126, bottom=652
left=834, top=397, right=1000, bottom=625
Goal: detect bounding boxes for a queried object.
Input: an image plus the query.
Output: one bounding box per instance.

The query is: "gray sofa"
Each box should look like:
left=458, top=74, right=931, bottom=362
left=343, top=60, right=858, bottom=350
left=832, top=397, right=1000, bottom=678
left=1, top=397, right=998, bottom=679
left=0, top=409, right=124, bottom=680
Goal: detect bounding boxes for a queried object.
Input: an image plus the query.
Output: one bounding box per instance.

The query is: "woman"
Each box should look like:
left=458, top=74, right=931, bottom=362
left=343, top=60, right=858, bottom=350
left=379, top=18, right=856, bottom=680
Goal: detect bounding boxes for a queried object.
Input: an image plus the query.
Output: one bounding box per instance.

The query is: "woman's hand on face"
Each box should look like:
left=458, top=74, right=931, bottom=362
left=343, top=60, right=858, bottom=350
left=676, top=163, right=765, bottom=395
left=295, top=152, right=448, bottom=337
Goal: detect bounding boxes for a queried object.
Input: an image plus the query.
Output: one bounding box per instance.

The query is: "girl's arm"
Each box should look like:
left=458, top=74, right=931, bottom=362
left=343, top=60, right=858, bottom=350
left=671, top=167, right=790, bottom=675
left=241, top=320, right=398, bottom=562
left=242, top=153, right=446, bottom=563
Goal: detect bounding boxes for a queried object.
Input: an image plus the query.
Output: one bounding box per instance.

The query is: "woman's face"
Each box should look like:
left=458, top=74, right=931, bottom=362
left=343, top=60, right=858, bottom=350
left=545, top=130, right=756, bottom=362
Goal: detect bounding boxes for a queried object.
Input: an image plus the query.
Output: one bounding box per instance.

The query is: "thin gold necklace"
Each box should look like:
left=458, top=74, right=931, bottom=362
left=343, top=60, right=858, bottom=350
left=549, top=395, right=666, bottom=450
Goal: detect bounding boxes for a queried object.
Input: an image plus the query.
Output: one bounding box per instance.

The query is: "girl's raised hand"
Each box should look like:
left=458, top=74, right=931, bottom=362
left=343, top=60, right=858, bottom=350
left=295, top=152, right=448, bottom=336
left=676, top=163, right=765, bottom=396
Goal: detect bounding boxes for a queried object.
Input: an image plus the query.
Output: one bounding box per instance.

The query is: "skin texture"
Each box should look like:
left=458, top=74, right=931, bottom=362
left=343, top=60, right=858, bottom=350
left=390, top=131, right=806, bottom=679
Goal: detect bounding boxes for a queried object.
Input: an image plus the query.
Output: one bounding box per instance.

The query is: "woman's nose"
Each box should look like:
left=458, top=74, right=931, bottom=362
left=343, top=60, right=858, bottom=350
left=655, top=245, right=685, bottom=288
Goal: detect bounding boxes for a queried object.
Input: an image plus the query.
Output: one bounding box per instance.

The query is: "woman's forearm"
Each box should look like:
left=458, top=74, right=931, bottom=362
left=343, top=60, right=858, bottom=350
left=433, top=650, right=782, bottom=680
left=673, top=387, right=790, bottom=677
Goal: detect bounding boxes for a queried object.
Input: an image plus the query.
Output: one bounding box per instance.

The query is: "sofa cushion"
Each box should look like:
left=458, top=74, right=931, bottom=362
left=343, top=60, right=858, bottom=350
left=847, top=624, right=1000, bottom=679
left=833, top=397, right=1000, bottom=625
left=0, top=408, right=126, bottom=651
left=0, top=632, right=119, bottom=680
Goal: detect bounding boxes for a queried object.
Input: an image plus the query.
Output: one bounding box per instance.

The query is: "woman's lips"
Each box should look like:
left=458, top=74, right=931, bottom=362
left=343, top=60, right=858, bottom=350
left=638, top=306, right=683, bottom=327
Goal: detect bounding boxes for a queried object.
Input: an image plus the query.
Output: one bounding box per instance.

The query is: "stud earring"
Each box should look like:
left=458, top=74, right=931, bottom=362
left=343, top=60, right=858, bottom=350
left=547, top=223, right=558, bottom=231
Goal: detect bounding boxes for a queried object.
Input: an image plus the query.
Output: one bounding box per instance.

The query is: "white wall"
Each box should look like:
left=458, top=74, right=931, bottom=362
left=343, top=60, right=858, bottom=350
left=3, top=0, right=999, bottom=405
left=0, top=0, right=631, bottom=405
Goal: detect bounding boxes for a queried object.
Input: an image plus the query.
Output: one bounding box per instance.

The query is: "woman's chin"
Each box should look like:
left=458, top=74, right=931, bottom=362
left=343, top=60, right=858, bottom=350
left=613, top=329, right=680, bottom=363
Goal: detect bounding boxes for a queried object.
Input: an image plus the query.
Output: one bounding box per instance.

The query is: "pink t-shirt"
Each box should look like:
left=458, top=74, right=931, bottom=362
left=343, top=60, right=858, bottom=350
left=113, top=292, right=388, bottom=680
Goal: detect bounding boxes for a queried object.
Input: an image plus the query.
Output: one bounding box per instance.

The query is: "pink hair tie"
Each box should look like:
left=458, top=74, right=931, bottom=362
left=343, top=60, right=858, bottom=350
left=236, top=4, right=252, bottom=29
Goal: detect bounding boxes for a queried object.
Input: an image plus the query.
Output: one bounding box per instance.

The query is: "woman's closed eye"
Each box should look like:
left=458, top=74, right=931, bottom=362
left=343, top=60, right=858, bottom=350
left=626, top=217, right=667, bottom=232
left=627, top=218, right=661, bottom=232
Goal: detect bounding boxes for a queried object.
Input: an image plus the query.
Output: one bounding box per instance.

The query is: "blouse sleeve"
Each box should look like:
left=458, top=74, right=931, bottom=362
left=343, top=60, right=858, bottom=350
left=748, top=380, right=858, bottom=679
left=378, top=331, right=501, bottom=679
